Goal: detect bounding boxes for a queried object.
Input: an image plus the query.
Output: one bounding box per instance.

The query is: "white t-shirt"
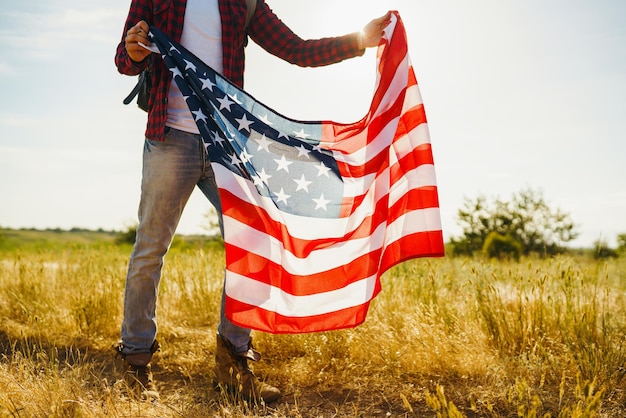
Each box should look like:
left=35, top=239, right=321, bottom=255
left=166, top=0, right=223, bottom=133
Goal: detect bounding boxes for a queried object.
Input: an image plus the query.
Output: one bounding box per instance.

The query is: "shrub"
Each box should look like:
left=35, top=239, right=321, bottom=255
left=115, top=225, right=136, bottom=245
left=617, top=233, right=626, bottom=256
left=450, top=188, right=578, bottom=257
left=482, top=231, right=522, bottom=260
left=593, top=239, right=618, bottom=259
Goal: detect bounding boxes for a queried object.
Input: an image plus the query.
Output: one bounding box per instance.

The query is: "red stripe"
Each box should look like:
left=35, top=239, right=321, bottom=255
left=393, top=104, right=427, bottom=141
left=221, top=185, right=440, bottom=259
left=321, top=85, right=405, bottom=158
left=390, top=186, right=440, bottom=217
left=370, top=18, right=409, bottom=117
left=222, top=189, right=385, bottom=257
left=330, top=91, right=424, bottom=180
left=389, top=143, right=435, bottom=185
left=408, top=65, right=418, bottom=87
left=224, top=236, right=444, bottom=335
left=320, top=20, right=413, bottom=151
left=225, top=296, right=377, bottom=334
left=380, top=230, right=445, bottom=272
left=226, top=244, right=383, bottom=296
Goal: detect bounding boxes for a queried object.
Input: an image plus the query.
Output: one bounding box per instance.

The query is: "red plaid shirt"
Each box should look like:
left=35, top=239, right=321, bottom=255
left=115, top=0, right=364, bottom=141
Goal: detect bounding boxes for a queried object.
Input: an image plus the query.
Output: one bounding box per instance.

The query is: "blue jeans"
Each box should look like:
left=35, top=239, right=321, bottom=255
left=120, top=127, right=251, bottom=355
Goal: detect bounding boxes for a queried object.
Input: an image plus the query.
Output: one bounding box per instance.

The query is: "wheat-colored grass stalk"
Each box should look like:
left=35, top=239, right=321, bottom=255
left=1, top=246, right=624, bottom=416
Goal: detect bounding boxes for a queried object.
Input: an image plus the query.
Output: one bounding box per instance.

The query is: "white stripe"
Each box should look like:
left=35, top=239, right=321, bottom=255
left=217, top=161, right=377, bottom=241
left=329, top=59, right=421, bottom=167
left=332, top=124, right=433, bottom=198
left=216, top=163, right=438, bottom=242
left=388, top=164, right=438, bottom=206
left=224, top=215, right=387, bottom=273
left=341, top=172, right=378, bottom=199
left=404, top=82, right=424, bottom=113
left=384, top=207, right=443, bottom=246
left=371, top=51, right=410, bottom=118
left=330, top=117, right=398, bottom=165
left=215, top=163, right=376, bottom=237
left=225, top=270, right=378, bottom=317
left=394, top=122, right=432, bottom=161
left=223, top=206, right=442, bottom=274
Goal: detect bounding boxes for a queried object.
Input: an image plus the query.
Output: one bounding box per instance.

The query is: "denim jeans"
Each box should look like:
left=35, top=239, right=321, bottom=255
left=120, top=127, right=251, bottom=355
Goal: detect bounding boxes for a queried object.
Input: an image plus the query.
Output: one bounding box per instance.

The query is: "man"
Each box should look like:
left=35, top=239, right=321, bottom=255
left=115, top=0, right=391, bottom=403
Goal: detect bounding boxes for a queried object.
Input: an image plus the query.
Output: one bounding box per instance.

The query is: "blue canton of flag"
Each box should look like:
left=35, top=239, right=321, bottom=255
left=148, top=27, right=344, bottom=218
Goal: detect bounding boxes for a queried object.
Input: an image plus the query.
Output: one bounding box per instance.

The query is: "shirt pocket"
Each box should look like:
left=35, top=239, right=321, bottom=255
left=153, top=0, right=172, bottom=15
left=152, top=0, right=172, bottom=27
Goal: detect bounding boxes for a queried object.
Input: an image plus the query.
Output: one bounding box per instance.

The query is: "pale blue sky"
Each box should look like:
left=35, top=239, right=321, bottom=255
left=0, top=0, right=624, bottom=247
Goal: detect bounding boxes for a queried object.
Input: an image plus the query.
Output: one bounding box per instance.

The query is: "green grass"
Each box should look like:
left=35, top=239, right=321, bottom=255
left=1, top=229, right=625, bottom=417
left=0, top=227, right=118, bottom=251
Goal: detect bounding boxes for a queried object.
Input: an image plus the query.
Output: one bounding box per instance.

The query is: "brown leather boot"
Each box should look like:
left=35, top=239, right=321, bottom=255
left=116, top=340, right=160, bottom=401
left=214, top=334, right=281, bottom=403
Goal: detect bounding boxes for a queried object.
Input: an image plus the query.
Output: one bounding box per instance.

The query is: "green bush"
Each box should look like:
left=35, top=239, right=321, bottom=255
left=617, top=233, right=626, bottom=256
left=482, top=231, right=522, bottom=260
left=115, top=225, right=136, bottom=245
left=450, top=188, right=578, bottom=257
left=593, top=239, right=618, bottom=259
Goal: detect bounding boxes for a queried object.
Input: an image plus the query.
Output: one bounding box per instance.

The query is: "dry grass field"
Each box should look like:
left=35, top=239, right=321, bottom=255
left=1, top=231, right=625, bottom=417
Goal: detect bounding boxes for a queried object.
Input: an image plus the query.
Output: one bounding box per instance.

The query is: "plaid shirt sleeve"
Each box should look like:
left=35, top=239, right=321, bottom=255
left=115, top=0, right=187, bottom=142
left=114, top=0, right=152, bottom=76
left=222, top=0, right=365, bottom=91
left=249, top=2, right=364, bottom=68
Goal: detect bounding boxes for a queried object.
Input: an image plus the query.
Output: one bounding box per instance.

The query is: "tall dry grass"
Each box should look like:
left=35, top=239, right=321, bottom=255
left=1, top=244, right=625, bottom=417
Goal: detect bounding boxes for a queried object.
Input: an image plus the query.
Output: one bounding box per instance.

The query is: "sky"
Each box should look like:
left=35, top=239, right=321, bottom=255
left=0, top=0, right=625, bottom=248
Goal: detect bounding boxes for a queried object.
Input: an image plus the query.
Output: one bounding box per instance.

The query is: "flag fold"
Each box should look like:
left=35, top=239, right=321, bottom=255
left=147, top=11, right=444, bottom=333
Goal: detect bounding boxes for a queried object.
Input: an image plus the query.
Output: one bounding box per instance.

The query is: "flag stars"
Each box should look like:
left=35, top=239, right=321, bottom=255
left=316, top=161, right=331, bottom=177
left=274, top=155, right=293, bottom=172
left=229, top=153, right=241, bottom=165
left=235, top=114, right=253, bottom=132
left=274, top=188, right=291, bottom=204
left=293, top=128, right=311, bottom=140
left=293, top=174, right=312, bottom=192
left=192, top=109, right=207, bottom=123
left=295, top=144, right=311, bottom=159
left=217, top=95, right=234, bottom=111
left=257, top=114, right=273, bottom=126
left=253, top=168, right=272, bottom=186
left=210, top=130, right=225, bottom=147
left=149, top=28, right=352, bottom=221
left=229, top=94, right=243, bottom=104
left=183, top=59, right=197, bottom=72
left=169, top=66, right=183, bottom=79
left=240, top=149, right=253, bottom=163
left=200, top=77, right=215, bottom=91
left=313, top=194, right=331, bottom=211
left=255, top=134, right=272, bottom=152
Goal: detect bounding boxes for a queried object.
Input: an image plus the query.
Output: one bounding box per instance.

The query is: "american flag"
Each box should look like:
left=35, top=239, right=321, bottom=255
left=147, top=11, right=444, bottom=333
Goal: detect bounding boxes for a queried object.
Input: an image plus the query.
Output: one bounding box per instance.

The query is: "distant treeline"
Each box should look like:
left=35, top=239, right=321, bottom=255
left=0, top=227, right=221, bottom=253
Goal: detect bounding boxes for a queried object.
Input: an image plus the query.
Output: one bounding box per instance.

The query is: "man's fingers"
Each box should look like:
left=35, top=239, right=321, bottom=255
left=125, top=21, right=152, bottom=62
left=127, top=21, right=150, bottom=43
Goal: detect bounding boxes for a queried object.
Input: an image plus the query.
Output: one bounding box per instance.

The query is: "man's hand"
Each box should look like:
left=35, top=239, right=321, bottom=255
left=358, top=11, right=392, bottom=49
left=125, top=21, right=152, bottom=63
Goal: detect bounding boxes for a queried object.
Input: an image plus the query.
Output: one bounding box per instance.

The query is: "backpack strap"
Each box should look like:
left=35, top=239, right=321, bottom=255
left=245, top=0, right=257, bottom=29
left=125, top=0, right=258, bottom=109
